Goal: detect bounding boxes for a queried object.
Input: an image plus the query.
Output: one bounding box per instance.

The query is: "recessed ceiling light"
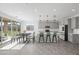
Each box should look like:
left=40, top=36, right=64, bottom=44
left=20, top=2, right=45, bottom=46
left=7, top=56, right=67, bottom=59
left=72, top=9, right=76, bottom=11
left=34, top=8, right=38, bottom=12
left=53, top=9, right=56, bottom=11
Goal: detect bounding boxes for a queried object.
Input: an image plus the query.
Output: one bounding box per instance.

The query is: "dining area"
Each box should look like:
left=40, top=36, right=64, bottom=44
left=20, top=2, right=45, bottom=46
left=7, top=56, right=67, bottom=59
left=11, top=31, right=35, bottom=44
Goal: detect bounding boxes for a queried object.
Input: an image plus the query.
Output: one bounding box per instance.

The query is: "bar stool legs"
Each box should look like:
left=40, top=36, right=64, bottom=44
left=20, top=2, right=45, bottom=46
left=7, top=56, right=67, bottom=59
left=46, top=35, right=51, bottom=43
left=39, top=37, right=40, bottom=43
left=39, top=36, right=44, bottom=43
left=43, top=37, right=44, bottom=42
left=52, top=35, right=57, bottom=43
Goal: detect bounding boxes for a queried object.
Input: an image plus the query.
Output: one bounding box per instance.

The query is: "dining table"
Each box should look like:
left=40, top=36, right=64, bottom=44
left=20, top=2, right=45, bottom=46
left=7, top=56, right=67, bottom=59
left=19, top=33, right=31, bottom=43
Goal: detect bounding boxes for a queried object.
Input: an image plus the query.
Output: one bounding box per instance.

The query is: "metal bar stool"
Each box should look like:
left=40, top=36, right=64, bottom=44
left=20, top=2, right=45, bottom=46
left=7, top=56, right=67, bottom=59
left=39, top=32, right=44, bottom=43
left=52, top=32, right=57, bottom=43
left=46, top=32, right=51, bottom=43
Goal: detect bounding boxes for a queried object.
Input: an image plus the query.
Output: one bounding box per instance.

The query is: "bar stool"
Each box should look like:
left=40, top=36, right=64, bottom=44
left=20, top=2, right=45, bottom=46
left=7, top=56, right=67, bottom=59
left=39, top=32, right=44, bottom=43
left=52, top=32, right=57, bottom=43
left=46, top=32, right=51, bottom=43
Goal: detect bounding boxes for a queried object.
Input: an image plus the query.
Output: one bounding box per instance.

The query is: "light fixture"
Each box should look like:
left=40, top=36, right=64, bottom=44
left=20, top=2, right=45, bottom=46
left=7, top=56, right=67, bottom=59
left=53, top=9, right=56, bottom=11
left=72, top=8, right=76, bottom=11
left=34, top=8, right=38, bottom=12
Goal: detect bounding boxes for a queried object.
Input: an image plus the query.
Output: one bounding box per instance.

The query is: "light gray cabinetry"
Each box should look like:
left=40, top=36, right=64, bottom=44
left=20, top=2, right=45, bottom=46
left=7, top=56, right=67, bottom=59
left=70, top=17, right=79, bottom=29
left=38, top=20, right=59, bottom=29
left=68, top=16, right=79, bottom=43
left=76, top=17, right=79, bottom=28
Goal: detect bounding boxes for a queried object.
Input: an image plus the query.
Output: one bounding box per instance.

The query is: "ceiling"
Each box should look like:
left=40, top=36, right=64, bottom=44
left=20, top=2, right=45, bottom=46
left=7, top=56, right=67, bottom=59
left=0, top=3, right=79, bottom=24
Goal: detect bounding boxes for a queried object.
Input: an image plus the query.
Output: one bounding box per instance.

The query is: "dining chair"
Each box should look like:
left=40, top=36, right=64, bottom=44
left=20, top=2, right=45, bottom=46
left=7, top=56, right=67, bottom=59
left=11, top=34, right=21, bottom=43
left=11, top=36, right=16, bottom=43
left=26, top=32, right=35, bottom=43
left=0, top=36, right=1, bottom=42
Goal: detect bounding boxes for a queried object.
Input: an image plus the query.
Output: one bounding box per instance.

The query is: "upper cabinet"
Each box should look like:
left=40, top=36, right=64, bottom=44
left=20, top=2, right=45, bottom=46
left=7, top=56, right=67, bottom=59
left=71, top=17, right=76, bottom=29
left=76, top=17, right=79, bottom=29
left=68, top=16, right=79, bottom=29
left=38, top=20, right=59, bottom=29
